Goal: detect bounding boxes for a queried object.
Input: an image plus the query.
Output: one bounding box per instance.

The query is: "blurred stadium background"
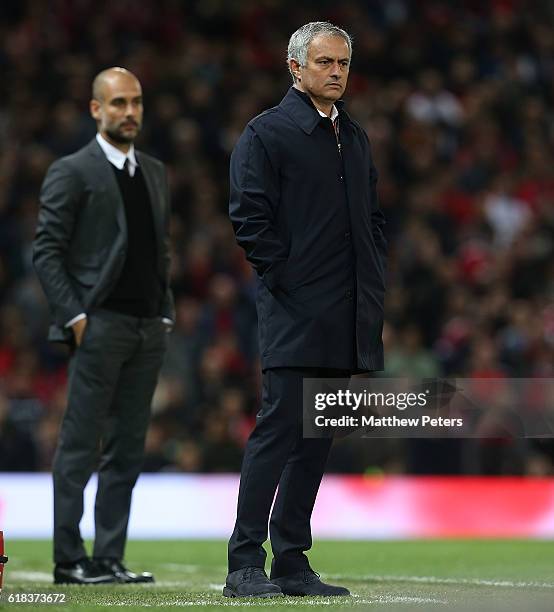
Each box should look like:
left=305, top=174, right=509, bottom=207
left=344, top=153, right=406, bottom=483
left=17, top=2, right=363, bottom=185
left=0, top=0, right=554, bottom=544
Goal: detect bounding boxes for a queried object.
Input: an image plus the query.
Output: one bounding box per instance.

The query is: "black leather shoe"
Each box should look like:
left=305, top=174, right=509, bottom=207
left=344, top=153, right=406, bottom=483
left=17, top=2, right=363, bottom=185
left=223, top=567, right=283, bottom=598
left=271, top=569, right=350, bottom=596
left=54, top=558, right=117, bottom=585
left=94, top=558, right=154, bottom=584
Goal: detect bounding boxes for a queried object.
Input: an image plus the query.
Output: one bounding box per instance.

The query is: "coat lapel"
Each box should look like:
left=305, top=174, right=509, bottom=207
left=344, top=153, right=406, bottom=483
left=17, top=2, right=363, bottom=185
left=88, top=139, right=166, bottom=274
left=87, top=140, right=128, bottom=241
left=136, top=152, right=165, bottom=274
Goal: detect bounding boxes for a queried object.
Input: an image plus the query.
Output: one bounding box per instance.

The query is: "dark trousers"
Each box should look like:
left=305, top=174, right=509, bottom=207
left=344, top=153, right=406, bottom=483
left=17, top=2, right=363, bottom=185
left=53, top=309, right=166, bottom=563
left=228, top=367, right=349, bottom=578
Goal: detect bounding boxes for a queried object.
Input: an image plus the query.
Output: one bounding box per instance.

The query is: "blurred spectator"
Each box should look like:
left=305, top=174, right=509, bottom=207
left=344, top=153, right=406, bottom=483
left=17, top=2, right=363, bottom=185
left=0, top=0, right=553, bottom=475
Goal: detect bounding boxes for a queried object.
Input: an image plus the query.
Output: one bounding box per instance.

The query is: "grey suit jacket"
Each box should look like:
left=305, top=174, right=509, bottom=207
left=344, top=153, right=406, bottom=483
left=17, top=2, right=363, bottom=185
left=33, top=138, right=175, bottom=344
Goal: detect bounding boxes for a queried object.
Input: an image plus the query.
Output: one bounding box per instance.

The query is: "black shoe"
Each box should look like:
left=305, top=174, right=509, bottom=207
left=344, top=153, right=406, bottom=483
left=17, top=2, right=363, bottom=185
left=94, top=558, right=154, bottom=584
left=271, top=569, right=350, bottom=596
left=223, top=567, right=283, bottom=598
left=54, top=558, right=117, bottom=585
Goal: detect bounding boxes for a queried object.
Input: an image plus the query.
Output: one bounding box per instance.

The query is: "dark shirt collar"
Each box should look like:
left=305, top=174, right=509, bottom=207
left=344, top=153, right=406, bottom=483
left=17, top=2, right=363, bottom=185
left=279, top=86, right=347, bottom=135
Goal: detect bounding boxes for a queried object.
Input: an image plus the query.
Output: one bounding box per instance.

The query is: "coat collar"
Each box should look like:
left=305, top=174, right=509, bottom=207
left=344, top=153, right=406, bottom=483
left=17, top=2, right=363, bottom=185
left=279, top=86, right=348, bottom=135
left=95, top=133, right=138, bottom=175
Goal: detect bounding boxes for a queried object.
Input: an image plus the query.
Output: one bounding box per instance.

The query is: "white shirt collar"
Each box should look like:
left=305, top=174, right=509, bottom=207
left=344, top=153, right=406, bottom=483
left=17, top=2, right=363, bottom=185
left=316, top=105, right=339, bottom=122
left=96, top=133, right=138, bottom=176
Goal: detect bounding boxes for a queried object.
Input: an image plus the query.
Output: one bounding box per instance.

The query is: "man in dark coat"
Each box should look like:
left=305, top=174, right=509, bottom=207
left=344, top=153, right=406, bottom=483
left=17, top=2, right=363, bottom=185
left=33, top=68, right=174, bottom=585
left=224, top=22, right=387, bottom=598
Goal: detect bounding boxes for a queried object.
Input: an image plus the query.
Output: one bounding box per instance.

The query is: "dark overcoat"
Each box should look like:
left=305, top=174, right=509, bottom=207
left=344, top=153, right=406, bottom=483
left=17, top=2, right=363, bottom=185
left=229, top=87, right=387, bottom=372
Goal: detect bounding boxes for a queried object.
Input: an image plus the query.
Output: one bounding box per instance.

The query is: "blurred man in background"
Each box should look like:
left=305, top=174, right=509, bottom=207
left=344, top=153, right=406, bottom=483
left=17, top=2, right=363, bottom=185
left=33, top=67, right=174, bottom=585
left=225, top=22, right=387, bottom=598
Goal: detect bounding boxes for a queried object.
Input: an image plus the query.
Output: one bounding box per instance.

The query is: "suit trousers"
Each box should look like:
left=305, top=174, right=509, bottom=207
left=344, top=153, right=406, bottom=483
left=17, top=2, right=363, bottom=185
left=53, top=309, right=166, bottom=563
left=228, top=367, right=350, bottom=577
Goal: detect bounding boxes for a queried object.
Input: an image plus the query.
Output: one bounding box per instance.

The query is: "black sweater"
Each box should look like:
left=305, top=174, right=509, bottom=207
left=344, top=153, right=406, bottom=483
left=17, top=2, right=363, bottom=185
left=102, top=164, right=163, bottom=317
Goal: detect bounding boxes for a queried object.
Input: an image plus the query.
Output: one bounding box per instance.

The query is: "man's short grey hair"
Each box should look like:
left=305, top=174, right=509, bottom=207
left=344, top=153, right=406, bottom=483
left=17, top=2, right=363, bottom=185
left=287, top=21, right=353, bottom=83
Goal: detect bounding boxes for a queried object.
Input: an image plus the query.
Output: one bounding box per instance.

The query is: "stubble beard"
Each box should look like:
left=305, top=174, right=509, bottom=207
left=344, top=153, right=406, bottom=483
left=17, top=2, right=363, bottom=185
left=105, top=124, right=140, bottom=144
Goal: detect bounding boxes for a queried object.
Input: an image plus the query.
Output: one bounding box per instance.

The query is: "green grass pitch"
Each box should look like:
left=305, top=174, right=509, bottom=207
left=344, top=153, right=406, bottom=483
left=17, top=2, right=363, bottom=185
left=1, top=540, right=553, bottom=610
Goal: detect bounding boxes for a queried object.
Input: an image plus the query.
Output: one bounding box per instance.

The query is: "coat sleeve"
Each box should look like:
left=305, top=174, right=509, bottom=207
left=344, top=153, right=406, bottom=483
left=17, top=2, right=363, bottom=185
left=229, top=125, right=288, bottom=291
left=32, top=159, right=85, bottom=327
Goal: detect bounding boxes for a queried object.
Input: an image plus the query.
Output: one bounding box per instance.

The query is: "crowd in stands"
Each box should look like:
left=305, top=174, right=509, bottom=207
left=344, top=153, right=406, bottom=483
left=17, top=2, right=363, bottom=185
left=0, top=0, right=552, bottom=475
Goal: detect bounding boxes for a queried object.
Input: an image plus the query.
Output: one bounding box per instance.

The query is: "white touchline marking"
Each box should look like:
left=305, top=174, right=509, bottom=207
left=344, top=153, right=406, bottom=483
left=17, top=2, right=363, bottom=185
left=205, top=585, right=446, bottom=605
left=9, top=571, right=52, bottom=582
left=373, top=595, right=447, bottom=604
left=327, top=574, right=554, bottom=589
left=110, top=596, right=447, bottom=607
left=160, top=563, right=206, bottom=572
left=9, top=571, right=553, bottom=591
left=150, top=581, right=198, bottom=587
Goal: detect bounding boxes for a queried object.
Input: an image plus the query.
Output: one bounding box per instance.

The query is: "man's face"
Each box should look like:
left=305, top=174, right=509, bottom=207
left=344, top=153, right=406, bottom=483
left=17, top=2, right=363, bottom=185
left=90, top=75, right=143, bottom=144
left=292, top=34, right=350, bottom=103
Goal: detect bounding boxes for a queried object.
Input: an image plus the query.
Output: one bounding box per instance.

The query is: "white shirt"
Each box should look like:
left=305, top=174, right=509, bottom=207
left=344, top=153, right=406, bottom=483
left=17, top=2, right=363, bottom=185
left=316, top=105, right=339, bottom=122
left=95, top=132, right=138, bottom=176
